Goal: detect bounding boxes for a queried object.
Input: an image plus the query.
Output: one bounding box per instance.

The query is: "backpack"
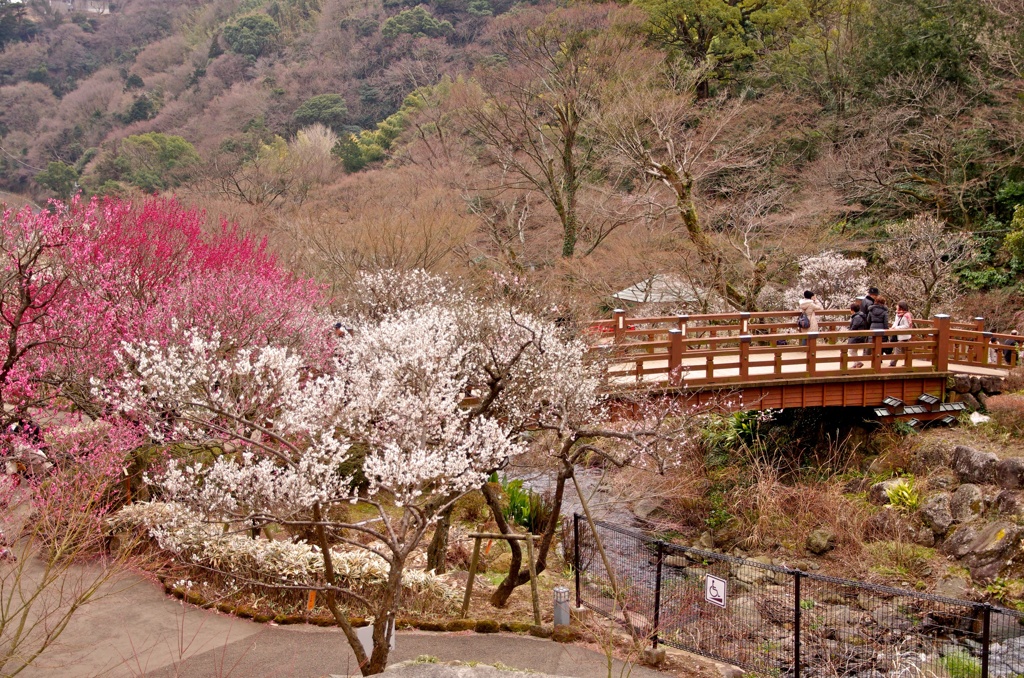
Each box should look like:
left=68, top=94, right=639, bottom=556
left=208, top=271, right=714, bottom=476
left=797, top=312, right=811, bottom=330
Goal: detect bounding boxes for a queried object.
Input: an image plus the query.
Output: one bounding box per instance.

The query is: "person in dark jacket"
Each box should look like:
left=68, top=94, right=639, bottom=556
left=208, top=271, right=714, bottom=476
left=863, top=287, right=879, bottom=315
left=865, top=295, right=889, bottom=358
left=848, top=300, right=869, bottom=368
left=1002, top=330, right=1020, bottom=365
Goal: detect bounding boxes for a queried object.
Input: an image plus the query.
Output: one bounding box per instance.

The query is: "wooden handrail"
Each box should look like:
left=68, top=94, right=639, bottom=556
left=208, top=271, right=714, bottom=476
left=584, top=310, right=1012, bottom=388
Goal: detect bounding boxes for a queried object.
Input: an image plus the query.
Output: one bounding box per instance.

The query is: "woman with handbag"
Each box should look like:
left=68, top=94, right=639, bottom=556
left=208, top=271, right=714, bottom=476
left=889, top=301, right=913, bottom=366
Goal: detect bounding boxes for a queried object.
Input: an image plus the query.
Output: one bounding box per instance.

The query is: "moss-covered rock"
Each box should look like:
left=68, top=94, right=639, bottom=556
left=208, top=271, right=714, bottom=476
left=474, top=619, right=500, bottom=633
left=446, top=619, right=476, bottom=632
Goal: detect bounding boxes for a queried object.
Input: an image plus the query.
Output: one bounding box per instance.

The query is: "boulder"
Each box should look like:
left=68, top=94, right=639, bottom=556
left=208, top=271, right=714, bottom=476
left=962, top=522, right=1020, bottom=569
left=950, top=484, right=986, bottom=523
left=918, top=493, right=952, bottom=535
left=977, top=392, right=990, bottom=408
left=953, top=374, right=972, bottom=394
left=960, top=393, right=982, bottom=411
left=934, top=575, right=976, bottom=601
left=941, top=524, right=980, bottom=558
left=970, top=376, right=983, bottom=394
left=633, top=498, right=663, bottom=521
left=996, top=458, right=1024, bottom=490
left=981, top=375, right=1006, bottom=393
left=806, top=528, right=836, bottom=555
left=996, top=491, right=1024, bottom=519
left=927, top=471, right=959, bottom=491
left=952, top=446, right=998, bottom=484
left=869, top=479, right=902, bottom=505
left=864, top=507, right=911, bottom=542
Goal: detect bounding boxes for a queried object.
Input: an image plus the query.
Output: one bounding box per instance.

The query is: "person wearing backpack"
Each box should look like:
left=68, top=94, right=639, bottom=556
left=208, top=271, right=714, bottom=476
left=798, top=290, right=824, bottom=333
left=888, top=300, right=913, bottom=366
left=848, top=300, right=870, bottom=368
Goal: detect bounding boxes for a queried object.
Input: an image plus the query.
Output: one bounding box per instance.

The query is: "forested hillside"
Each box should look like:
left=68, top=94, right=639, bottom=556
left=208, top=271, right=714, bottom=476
left=0, top=0, right=1022, bottom=320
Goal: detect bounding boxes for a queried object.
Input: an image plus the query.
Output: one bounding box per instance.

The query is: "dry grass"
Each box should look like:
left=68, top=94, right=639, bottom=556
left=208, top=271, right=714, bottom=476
left=725, top=461, right=874, bottom=556
left=985, top=394, right=1024, bottom=437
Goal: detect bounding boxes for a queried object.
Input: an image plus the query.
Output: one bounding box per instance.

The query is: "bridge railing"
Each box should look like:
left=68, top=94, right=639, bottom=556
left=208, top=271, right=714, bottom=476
left=585, top=311, right=1017, bottom=387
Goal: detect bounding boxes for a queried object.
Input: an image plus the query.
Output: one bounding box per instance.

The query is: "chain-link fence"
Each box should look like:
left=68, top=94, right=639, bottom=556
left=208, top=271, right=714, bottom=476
left=573, top=514, right=1024, bottom=677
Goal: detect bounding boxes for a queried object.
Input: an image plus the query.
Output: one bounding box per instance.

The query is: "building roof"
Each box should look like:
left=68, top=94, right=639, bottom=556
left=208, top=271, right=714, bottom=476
left=612, top=274, right=699, bottom=304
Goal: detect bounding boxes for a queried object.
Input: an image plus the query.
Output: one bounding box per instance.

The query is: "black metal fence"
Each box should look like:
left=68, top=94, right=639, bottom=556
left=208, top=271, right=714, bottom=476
left=573, top=514, right=1024, bottom=677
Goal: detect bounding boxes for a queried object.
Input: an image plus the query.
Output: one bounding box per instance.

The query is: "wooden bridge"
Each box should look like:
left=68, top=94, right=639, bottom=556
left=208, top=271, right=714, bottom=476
left=585, top=310, right=1016, bottom=422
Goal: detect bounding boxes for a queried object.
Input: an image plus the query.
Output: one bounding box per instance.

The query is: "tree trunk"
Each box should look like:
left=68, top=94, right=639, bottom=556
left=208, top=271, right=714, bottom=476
left=364, top=557, right=404, bottom=675
left=426, top=505, right=452, bottom=574
left=486, top=466, right=570, bottom=607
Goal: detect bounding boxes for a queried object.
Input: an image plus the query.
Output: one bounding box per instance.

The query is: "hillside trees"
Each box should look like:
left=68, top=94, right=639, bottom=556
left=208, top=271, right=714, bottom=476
left=455, top=6, right=648, bottom=260
left=600, top=61, right=813, bottom=310
left=222, top=14, right=280, bottom=57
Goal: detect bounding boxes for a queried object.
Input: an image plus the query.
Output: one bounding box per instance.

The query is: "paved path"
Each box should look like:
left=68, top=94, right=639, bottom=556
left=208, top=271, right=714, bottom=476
left=19, top=572, right=666, bottom=678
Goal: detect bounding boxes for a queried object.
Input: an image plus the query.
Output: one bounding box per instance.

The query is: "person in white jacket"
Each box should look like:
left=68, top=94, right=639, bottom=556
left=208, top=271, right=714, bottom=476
left=799, top=290, right=824, bottom=333
left=889, top=300, right=914, bottom=366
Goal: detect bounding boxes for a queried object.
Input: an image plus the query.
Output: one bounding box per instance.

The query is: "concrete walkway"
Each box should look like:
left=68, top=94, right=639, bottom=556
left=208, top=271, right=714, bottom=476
left=19, top=572, right=667, bottom=678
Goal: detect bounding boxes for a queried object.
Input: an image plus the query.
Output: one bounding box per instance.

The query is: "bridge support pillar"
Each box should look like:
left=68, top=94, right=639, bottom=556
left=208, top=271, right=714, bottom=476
left=613, top=309, right=626, bottom=343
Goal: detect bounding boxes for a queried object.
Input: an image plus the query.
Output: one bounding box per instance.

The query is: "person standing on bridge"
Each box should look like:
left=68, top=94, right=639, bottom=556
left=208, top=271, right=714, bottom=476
left=866, top=296, right=889, bottom=359
left=849, top=300, right=869, bottom=368
left=888, top=301, right=914, bottom=366
left=799, top=290, right=824, bottom=333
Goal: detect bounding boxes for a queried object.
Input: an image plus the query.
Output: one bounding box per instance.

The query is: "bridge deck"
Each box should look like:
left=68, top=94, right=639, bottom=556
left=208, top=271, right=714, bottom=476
left=586, top=309, right=1014, bottom=415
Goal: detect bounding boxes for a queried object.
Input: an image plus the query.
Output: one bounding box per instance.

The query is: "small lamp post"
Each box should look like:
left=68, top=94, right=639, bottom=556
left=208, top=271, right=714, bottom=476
left=553, top=586, right=570, bottom=627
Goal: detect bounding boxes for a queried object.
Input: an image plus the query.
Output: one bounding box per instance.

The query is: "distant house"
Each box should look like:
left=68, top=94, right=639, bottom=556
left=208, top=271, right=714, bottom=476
left=48, top=0, right=111, bottom=14
left=613, top=274, right=701, bottom=305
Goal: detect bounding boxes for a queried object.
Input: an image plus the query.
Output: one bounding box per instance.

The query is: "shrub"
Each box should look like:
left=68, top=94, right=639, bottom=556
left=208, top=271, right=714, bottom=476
left=885, top=477, right=920, bottom=511
left=941, top=648, right=981, bottom=678
left=986, top=394, right=1024, bottom=436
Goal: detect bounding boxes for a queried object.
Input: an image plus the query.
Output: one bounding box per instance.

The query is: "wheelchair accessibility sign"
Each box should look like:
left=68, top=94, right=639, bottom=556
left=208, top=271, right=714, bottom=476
left=704, top=574, right=727, bottom=608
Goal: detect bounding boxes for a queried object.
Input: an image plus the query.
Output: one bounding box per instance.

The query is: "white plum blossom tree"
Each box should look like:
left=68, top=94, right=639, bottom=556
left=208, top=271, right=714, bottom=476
left=784, top=251, right=869, bottom=310
left=105, top=306, right=528, bottom=675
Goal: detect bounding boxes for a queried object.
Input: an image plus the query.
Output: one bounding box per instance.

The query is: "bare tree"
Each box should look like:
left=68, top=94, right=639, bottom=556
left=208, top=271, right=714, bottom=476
left=874, top=214, right=974, bottom=317
left=454, top=5, right=648, bottom=260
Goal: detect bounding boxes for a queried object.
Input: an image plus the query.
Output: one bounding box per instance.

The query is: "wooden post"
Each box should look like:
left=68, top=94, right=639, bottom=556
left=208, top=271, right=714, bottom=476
left=934, top=314, right=950, bottom=372
left=807, top=333, right=818, bottom=375
left=677, top=314, right=688, bottom=334
left=668, top=329, right=683, bottom=386
left=740, top=311, right=750, bottom=335
left=982, top=331, right=993, bottom=366
left=460, top=537, right=483, bottom=618
left=871, top=330, right=884, bottom=371
left=739, top=335, right=751, bottom=379
left=525, top=537, right=541, bottom=626
left=613, top=309, right=626, bottom=344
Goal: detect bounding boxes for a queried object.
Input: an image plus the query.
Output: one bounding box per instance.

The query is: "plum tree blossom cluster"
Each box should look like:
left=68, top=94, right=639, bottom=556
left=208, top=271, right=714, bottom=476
left=783, top=251, right=868, bottom=310
left=1, top=197, right=330, bottom=675
left=103, top=269, right=609, bottom=674
left=112, top=502, right=457, bottom=609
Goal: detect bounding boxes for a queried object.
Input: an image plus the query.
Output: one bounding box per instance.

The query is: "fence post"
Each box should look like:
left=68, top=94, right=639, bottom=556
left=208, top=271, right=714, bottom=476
left=740, top=311, right=750, bottom=334
left=739, top=335, right=751, bottom=379
left=982, top=331, right=994, bottom=366
left=573, top=513, right=581, bottom=608
left=613, top=309, right=626, bottom=344
left=669, top=329, right=683, bottom=386
left=793, top=570, right=802, bottom=678
left=653, top=541, right=664, bottom=649
left=982, top=603, right=992, bottom=678
left=806, top=333, right=818, bottom=375
left=934, top=314, right=950, bottom=372
left=871, top=330, right=885, bottom=370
